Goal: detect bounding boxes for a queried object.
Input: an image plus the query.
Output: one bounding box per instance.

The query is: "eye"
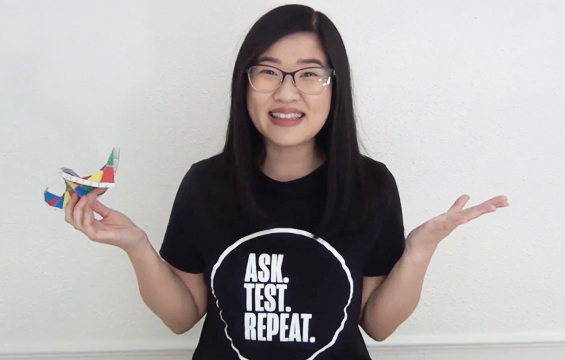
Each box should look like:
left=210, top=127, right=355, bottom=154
left=301, top=72, right=319, bottom=77
left=260, top=69, right=278, bottom=76
left=299, top=68, right=325, bottom=78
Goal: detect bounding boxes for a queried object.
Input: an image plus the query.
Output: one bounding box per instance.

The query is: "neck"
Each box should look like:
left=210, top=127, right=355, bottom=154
left=260, top=140, right=325, bottom=182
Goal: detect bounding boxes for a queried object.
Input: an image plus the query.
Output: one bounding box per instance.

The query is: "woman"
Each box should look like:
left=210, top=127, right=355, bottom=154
left=65, top=4, right=508, bottom=360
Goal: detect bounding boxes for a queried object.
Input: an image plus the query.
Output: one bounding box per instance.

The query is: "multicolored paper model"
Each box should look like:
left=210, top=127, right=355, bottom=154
left=44, top=147, right=120, bottom=209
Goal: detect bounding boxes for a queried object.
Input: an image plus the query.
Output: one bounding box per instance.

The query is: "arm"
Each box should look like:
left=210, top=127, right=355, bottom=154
left=64, top=170, right=209, bottom=335
left=360, top=192, right=508, bottom=341
left=127, top=236, right=207, bottom=334
left=360, top=245, right=434, bottom=341
left=358, top=160, right=509, bottom=341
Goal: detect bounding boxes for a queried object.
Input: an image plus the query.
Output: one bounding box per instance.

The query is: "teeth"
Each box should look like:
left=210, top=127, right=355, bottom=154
left=271, top=112, right=304, bottom=119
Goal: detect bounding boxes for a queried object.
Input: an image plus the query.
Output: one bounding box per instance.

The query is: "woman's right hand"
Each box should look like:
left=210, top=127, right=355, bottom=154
left=65, top=187, right=148, bottom=254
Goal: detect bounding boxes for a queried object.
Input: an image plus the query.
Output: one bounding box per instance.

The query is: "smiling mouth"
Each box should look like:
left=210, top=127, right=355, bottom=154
left=269, top=111, right=305, bottom=119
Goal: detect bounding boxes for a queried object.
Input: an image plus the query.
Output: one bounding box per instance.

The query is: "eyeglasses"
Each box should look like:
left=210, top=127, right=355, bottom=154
left=246, top=64, right=335, bottom=95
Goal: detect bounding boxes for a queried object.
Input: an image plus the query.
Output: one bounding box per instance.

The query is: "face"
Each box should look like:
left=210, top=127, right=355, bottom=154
left=246, top=32, right=332, bottom=151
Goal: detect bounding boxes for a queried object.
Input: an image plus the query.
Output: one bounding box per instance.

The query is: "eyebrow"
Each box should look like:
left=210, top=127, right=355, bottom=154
left=257, top=55, right=325, bottom=67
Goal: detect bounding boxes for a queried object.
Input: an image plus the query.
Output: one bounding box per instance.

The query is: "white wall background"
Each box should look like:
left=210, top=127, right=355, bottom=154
left=1, top=0, right=564, bottom=359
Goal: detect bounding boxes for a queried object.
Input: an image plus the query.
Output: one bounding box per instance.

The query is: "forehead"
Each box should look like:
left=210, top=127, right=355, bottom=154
left=258, top=32, right=328, bottom=67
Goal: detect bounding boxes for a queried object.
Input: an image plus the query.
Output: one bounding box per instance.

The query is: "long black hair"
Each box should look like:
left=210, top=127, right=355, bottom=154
left=218, top=4, right=375, bottom=239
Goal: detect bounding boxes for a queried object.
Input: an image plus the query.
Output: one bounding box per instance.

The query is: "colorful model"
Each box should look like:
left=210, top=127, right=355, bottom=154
left=44, top=147, right=120, bottom=209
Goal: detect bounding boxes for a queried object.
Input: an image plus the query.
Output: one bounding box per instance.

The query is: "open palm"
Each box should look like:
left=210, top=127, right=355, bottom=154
left=407, top=194, right=509, bottom=252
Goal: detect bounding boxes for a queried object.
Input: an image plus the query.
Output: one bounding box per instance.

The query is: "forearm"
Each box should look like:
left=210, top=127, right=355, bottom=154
left=126, top=238, right=202, bottom=334
left=361, top=244, right=435, bottom=341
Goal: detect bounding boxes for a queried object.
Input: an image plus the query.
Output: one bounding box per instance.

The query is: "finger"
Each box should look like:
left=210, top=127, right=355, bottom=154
left=489, top=195, right=509, bottom=208
left=81, top=190, right=101, bottom=234
left=64, top=193, right=80, bottom=225
left=473, top=195, right=508, bottom=210
left=448, top=194, right=470, bottom=212
left=80, top=188, right=108, bottom=220
left=90, top=187, right=108, bottom=197
left=82, top=210, right=98, bottom=240
left=92, top=199, right=112, bottom=218
left=460, top=202, right=497, bottom=223
left=83, top=205, right=114, bottom=244
left=473, top=196, right=509, bottom=215
left=73, top=194, right=90, bottom=230
left=453, top=195, right=509, bottom=222
left=82, top=187, right=106, bottom=202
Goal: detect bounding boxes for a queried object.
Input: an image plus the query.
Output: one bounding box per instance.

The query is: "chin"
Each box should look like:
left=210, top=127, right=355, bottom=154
left=264, top=135, right=316, bottom=149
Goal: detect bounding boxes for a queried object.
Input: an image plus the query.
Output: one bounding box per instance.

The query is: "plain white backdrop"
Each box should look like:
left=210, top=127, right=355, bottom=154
left=0, top=0, right=563, bottom=358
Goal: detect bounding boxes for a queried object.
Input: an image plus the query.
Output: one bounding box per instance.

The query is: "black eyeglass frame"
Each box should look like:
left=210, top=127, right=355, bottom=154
left=245, top=64, right=336, bottom=94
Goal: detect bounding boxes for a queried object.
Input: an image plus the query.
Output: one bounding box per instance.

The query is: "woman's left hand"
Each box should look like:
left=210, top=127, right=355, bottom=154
left=406, top=194, right=509, bottom=256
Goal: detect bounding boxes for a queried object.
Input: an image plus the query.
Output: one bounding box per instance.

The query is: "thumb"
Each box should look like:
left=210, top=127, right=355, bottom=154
left=91, top=187, right=108, bottom=197
left=83, top=187, right=107, bottom=204
left=92, top=199, right=113, bottom=218
left=448, top=194, right=470, bottom=212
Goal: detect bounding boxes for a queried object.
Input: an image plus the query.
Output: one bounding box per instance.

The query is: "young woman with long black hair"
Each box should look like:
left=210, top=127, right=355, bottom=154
left=64, top=4, right=508, bottom=359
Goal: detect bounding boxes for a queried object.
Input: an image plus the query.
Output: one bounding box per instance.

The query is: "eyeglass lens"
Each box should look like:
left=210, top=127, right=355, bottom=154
left=248, top=65, right=332, bottom=94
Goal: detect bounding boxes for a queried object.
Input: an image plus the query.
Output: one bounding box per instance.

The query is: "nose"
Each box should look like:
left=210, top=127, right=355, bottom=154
left=273, top=73, right=300, bottom=102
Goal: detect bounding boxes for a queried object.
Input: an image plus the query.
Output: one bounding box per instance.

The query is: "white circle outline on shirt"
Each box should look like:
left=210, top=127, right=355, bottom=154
left=210, top=227, right=354, bottom=360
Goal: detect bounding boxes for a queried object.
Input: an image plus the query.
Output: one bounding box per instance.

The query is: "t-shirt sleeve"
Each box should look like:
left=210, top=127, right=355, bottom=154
left=363, top=165, right=406, bottom=277
left=159, top=166, right=205, bottom=273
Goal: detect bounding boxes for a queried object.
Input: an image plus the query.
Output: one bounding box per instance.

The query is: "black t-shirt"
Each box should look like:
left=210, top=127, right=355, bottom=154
left=159, top=154, right=406, bottom=360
